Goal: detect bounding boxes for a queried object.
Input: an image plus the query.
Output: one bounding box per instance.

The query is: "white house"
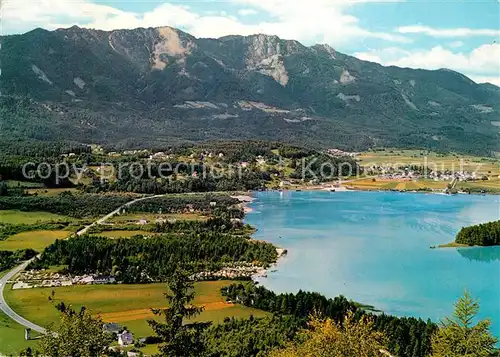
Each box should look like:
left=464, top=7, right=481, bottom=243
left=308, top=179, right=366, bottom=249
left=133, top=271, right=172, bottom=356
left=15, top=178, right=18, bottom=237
left=79, top=276, right=94, bottom=284
left=279, top=180, right=291, bottom=187
left=118, top=330, right=134, bottom=346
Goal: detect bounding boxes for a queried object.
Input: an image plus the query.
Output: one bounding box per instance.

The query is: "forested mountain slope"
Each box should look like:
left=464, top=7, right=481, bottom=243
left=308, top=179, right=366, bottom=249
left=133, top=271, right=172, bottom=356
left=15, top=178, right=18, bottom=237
left=1, top=26, right=499, bottom=154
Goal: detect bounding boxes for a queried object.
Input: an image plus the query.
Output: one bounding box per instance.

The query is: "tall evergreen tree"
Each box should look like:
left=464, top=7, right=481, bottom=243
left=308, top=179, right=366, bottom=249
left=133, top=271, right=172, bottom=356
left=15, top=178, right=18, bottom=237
left=431, top=291, right=498, bottom=357
left=148, top=269, right=211, bottom=357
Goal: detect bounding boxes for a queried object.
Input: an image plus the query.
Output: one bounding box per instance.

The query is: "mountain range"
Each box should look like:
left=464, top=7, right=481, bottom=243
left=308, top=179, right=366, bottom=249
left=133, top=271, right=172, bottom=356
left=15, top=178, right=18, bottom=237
left=0, top=25, right=499, bottom=155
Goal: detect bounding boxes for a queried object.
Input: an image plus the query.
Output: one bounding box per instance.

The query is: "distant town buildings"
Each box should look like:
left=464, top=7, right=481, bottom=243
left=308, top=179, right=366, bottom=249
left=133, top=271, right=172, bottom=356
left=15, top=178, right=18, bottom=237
left=365, top=164, right=481, bottom=182
left=191, top=263, right=268, bottom=280
left=11, top=270, right=116, bottom=289
left=326, top=149, right=359, bottom=157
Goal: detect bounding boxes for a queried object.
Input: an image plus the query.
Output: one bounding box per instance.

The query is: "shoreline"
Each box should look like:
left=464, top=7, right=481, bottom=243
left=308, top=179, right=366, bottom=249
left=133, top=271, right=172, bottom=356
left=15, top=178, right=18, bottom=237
left=251, top=247, right=288, bottom=281
left=431, top=242, right=491, bottom=249
left=241, top=188, right=500, bottom=344
left=242, top=188, right=497, bottom=281
left=235, top=194, right=289, bottom=281
left=243, top=188, right=497, bottom=282
left=256, top=187, right=499, bottom=196
left=231, top=194, right=255, bottom=213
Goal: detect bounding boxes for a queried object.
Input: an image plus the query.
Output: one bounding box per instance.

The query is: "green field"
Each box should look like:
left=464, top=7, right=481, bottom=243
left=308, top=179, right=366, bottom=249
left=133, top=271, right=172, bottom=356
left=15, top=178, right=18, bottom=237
left=108, top=212, right=207, bottom=224
left=0, top=210, right=71, bottom=224
left=95, top=230, right=155, bottom=238
left=5, top=180, right=45, bottom=188
left=348, top=177, right=500, bottom=193
left=416, top=179, right=450, bottom=190
left=359, top=150, right=499, bottom=176
left=26, top=188, right=79, bottom=197
left=0, top=311, right=38, bottom=356
left=4, top=281, right=267, bottom=354
left=456, top=178, right=500, bottom=192
left=0, top=230, right=70, bottom=251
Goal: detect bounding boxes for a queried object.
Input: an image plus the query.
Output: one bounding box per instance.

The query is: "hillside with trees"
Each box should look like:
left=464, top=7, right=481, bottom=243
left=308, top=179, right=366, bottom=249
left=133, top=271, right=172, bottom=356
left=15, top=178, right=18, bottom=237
left=222, top=282, right=437, bottom=357
left=1, top=26, right=499, bottom=155
left=26, top=274, right=498, bottom=357
left=30, top=232, right=278, bottom=283
left=455, top=220, right=500, bottom=246
left=0, top=193, right=132, bottom=218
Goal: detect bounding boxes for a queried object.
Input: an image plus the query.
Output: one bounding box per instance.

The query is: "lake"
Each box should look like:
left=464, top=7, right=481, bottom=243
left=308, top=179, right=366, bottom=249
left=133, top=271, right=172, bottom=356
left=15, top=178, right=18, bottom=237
left=246, top=191, right=500, bottom=337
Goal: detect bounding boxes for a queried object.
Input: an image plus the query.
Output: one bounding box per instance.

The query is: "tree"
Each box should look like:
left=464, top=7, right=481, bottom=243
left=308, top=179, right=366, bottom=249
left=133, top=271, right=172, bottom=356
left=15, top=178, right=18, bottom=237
left=148, top=269, right=211, bottom=356
left=270, top=311, right=387, bottom=357
left=37, top=304, right=113, bottom=357
left=431, top=291, right=498, bottom=357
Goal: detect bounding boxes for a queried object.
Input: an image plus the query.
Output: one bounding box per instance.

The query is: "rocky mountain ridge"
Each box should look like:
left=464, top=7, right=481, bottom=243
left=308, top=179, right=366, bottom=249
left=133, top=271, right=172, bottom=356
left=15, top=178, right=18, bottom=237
left=0, top=25, right=498, bottom=154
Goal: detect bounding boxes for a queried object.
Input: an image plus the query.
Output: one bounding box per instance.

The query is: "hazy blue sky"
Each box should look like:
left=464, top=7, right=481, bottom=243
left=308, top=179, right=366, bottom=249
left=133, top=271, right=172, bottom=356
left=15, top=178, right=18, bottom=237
left=2, top=0, right=499, bottom=84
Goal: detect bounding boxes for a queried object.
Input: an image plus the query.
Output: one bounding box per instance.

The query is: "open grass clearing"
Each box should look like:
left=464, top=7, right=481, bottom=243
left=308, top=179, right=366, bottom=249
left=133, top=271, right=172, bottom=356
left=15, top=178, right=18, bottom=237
left=416, top=179, right=449, bottom=190
left=44, top=265, right=69, bottom=273
left=348, top=178, right=449, bottom=191
left=0, top=311, right=39, bottom=356
left=0, top=210, right=72, bottom=224
left=108, top=212, right=208, bottom=224
left=26, top=188, right=79, bottom=196
left=0, top=230, right=71, bottom=251
left=5, top=180, right=45, bottom=188
left=349, top=179, right=405, bottom=190
left=93, top=230, right=156, bottom=238
left=5, top=281, right=268, bottom=345
left=359, top=150, right=499, bottom=175
left=456, top=178, right=500, bottom=192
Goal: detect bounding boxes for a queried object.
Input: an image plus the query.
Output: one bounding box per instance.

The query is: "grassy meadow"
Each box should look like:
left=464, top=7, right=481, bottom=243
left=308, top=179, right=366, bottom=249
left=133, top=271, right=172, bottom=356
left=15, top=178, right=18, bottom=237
left=346, top=178, right=449, bottom=191
left=94, top=230, right=155, bottom=238
left=358, top=149, right=499, bottom=176
left=0, top=311, right=38, bottom=356
left=0, top=230, right=71, bottom=251
left=5, top=180, right=45, bottom=188
left=4, top=180, right=79, bottom=196
left=26, top=188, right=79, bottom=197
left=355, top=149, right=499, bottom=192
left=0, top=210, right=71, bottom=225
left=4, top=281, right=268, bottom=354
left=456, top=177, right=500, bottom=192
left=108, top=212, right=208, bottom=224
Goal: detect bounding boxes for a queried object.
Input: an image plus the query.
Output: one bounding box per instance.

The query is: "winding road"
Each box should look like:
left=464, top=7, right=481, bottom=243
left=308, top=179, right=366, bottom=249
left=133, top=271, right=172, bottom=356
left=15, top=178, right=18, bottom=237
left=0, top=258, right=46, bottom=334
left=0, top=194, right=165, bottom=335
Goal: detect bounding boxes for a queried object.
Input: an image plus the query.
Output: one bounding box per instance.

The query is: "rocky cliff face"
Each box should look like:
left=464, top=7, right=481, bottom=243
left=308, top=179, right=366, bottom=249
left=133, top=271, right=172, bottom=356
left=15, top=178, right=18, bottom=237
left=0, top=26, right=498, bottom=154
left=240, top=34, right=305, bottom=86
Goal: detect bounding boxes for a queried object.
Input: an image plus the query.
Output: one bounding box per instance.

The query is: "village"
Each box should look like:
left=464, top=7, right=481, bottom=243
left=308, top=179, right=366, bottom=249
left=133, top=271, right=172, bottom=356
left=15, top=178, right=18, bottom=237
left=10, top=270, right=117, bottom=290
left=9, top=252, right=287, bottom=290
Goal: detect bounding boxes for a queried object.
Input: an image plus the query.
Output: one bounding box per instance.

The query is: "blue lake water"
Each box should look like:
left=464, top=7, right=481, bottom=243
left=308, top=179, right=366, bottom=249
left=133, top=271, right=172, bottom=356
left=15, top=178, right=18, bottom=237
left=245, top=191, right=500, bottom=337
